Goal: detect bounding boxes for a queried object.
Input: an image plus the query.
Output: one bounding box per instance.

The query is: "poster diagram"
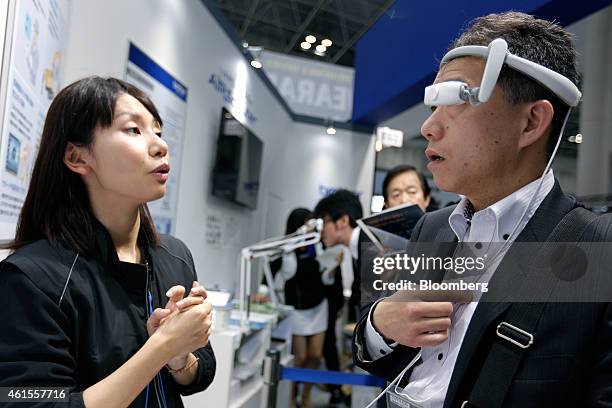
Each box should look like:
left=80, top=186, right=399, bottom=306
left=125, top=43, right=188, bottom=235
left=0, top=0, right=70, bottom=240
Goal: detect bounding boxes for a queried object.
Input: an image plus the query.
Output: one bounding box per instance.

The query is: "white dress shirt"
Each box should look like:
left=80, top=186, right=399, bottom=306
left=349, top=226, right=361, bottom=260
left=362, top=171, right=555, bottom=407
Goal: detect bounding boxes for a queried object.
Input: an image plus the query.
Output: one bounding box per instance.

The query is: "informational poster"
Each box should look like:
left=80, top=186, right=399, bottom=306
left=0, top=0, right=70, bottom=240
left=125, top=43, right=187, bottom=235
left=0, top=1, right=9, bottom=69
left=260, top=50, right=354, bottom=122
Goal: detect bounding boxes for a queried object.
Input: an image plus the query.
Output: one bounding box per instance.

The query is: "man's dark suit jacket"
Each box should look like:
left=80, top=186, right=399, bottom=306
left=353, top=181, right=612, bottom=407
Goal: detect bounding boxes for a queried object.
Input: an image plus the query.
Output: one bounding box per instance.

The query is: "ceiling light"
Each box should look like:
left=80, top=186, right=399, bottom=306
left=300, top=41, right=312, bottom=50
left=315, top=44, right=327, bottom=53
left=326, top=126, right=336, bottom=135
left=575, top=133, right=583, bottom=143
left=321, top=38, right=332, bottom=47
left=250, top=60, right=262, bottom=69
left=242, top=42, right=249, bottom=48
left=305, top=35, right=316, bottom=43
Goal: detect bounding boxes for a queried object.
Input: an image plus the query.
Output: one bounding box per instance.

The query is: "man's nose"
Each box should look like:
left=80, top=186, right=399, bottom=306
left=421, top=111, right=444, bottom=142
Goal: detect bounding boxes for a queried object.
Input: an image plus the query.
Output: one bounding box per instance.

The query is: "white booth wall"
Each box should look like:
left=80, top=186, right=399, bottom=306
left=58, top=0, right=374, bottom=290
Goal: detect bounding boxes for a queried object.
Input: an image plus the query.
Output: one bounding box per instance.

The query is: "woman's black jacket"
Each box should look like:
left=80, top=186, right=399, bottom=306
left=0, top=224, right=216, bottom=407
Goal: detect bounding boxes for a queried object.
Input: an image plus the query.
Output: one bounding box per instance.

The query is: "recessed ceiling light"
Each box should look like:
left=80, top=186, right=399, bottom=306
left=300, top=41, right=312, bottom=50
left=250, top=60, right=262, bottom=69
left=305, top=35, right=316, bottom=43
left=321, top=39, right=332, bottom=47
left=315, top=44, right=327, bottom=53
left=326, top=126, right=336, bottom=135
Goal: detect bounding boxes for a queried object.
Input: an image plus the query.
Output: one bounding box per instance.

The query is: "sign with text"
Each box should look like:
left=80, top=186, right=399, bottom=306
left=125, top=43, right=188, bottom=235
left=261, top=50, right=354, bottom=122
left=377, top=126, right=403, bottom=148
left=0, top=0, right=70, bottom=240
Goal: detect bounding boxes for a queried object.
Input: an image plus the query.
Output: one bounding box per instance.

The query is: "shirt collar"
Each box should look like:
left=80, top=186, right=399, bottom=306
left=449, top=170, right=555, bottom=242
left=349, top=226, right=361, bottom=259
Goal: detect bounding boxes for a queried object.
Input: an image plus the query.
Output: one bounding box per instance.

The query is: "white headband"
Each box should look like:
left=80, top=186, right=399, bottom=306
left=424, top=38, right=581, bottom=107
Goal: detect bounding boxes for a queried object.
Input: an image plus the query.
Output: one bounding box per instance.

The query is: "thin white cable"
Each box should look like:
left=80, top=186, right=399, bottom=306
left=58, top=253, right=79, bottom=307
left=364, top=350, right=423, bottom=408
left=482, top=106, right=573, bottom=269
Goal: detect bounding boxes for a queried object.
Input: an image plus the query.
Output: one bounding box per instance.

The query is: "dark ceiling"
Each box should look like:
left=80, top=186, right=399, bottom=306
left=214, top=0, right=395, bottom=67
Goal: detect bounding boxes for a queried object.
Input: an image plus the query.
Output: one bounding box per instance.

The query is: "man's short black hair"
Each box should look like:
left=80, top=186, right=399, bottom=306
left=314, top=189, right=363, bottom=228
left=449, top=12, right=579, bottom=160
left=382, top=165, right=431, bottom=203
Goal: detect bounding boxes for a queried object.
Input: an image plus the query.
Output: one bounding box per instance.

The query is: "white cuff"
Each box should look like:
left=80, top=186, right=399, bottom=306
left=280, top=253, right=297, bottom=280
left=320, top=266, right=336, bottom=285
left=363, top=299, right=397, bottom=360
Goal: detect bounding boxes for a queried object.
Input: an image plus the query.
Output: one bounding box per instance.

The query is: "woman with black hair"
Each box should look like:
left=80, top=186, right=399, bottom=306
left=0, top=77, right=215, bottom=407
left=272, top=208, right=339, bottom=408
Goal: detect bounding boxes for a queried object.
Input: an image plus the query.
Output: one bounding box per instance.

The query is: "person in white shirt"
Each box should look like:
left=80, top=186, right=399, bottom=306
left=314, top=189, right=363, bottom=405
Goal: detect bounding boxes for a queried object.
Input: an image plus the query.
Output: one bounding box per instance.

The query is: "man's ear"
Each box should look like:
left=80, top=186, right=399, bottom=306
left=337, top=214, right=350, bottom=229
left=518, top=99, right=555, bottom=150
left=64, top=143, right=91, bottom=175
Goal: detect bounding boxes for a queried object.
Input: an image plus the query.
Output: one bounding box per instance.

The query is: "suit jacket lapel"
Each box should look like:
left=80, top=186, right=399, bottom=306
left=435, top=225, right=457, bottom=242
left=442, top=180, right=577, bottom=408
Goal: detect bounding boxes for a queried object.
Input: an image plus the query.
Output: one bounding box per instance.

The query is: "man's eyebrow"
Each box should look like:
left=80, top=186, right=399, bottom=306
left=435, top=76, right=467, bottom=84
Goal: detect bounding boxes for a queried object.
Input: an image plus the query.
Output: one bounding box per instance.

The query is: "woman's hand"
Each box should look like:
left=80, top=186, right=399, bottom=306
left=146, top=282, right=211, bottom=369
left=154, top=302, right=213, bottom=358
left=167, top=281, right=208, bottom=312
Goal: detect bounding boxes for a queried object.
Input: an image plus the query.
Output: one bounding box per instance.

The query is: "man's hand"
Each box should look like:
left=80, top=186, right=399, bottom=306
left=371, top=290, right=471, bottom=348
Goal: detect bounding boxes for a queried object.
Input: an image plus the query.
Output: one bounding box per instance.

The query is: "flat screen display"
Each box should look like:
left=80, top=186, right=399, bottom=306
left=212, top=108, right=263, bottom=209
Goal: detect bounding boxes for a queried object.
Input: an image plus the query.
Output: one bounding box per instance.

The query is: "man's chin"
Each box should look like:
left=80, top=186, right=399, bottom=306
left=432, top=176, right=461, bottom=195
left=323, top=238, right=338, bottom=249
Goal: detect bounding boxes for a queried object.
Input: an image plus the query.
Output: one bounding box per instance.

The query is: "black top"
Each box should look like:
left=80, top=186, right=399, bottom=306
left=0, top=222, right=215, bottom=407
left=271, top=246, right=326, bottom=310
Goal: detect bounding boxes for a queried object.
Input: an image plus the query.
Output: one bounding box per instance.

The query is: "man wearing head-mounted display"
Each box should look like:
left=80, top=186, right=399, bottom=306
left=352, top=11, right=612, bottom=408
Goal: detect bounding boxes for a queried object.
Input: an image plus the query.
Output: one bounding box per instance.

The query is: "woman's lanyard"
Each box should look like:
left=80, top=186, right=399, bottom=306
left=144, top=258, right=169, bottom=408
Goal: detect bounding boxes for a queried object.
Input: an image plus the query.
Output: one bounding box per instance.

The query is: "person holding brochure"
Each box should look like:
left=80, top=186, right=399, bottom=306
left=0, top=77, right=215, bottom=407
left=382, top=165, right=437, bottom=213
left=353, top=12, right=612, bottom=407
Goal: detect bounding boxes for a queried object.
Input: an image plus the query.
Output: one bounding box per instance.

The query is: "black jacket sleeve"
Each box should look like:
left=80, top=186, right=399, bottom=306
left=0, top=262, right=85, bottom=407
left=588, top=302, right=612, bottom=406
left=169, top=344, right=216, bottom=396
left=352, top=306, right=421, bottom=382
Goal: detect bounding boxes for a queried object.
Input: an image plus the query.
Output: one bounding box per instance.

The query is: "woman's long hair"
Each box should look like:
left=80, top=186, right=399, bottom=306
left=286, top=208, right=312, bottom=235
left=3, top=76, right=161, bottom=256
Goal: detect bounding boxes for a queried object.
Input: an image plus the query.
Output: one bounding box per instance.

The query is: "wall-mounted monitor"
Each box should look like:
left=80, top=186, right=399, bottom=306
left=212, top=108, right=263, bottom=209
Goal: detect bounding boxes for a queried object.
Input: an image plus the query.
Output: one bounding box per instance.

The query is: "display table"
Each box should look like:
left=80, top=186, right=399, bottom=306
left=183, top=309, right=293, bottom=408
